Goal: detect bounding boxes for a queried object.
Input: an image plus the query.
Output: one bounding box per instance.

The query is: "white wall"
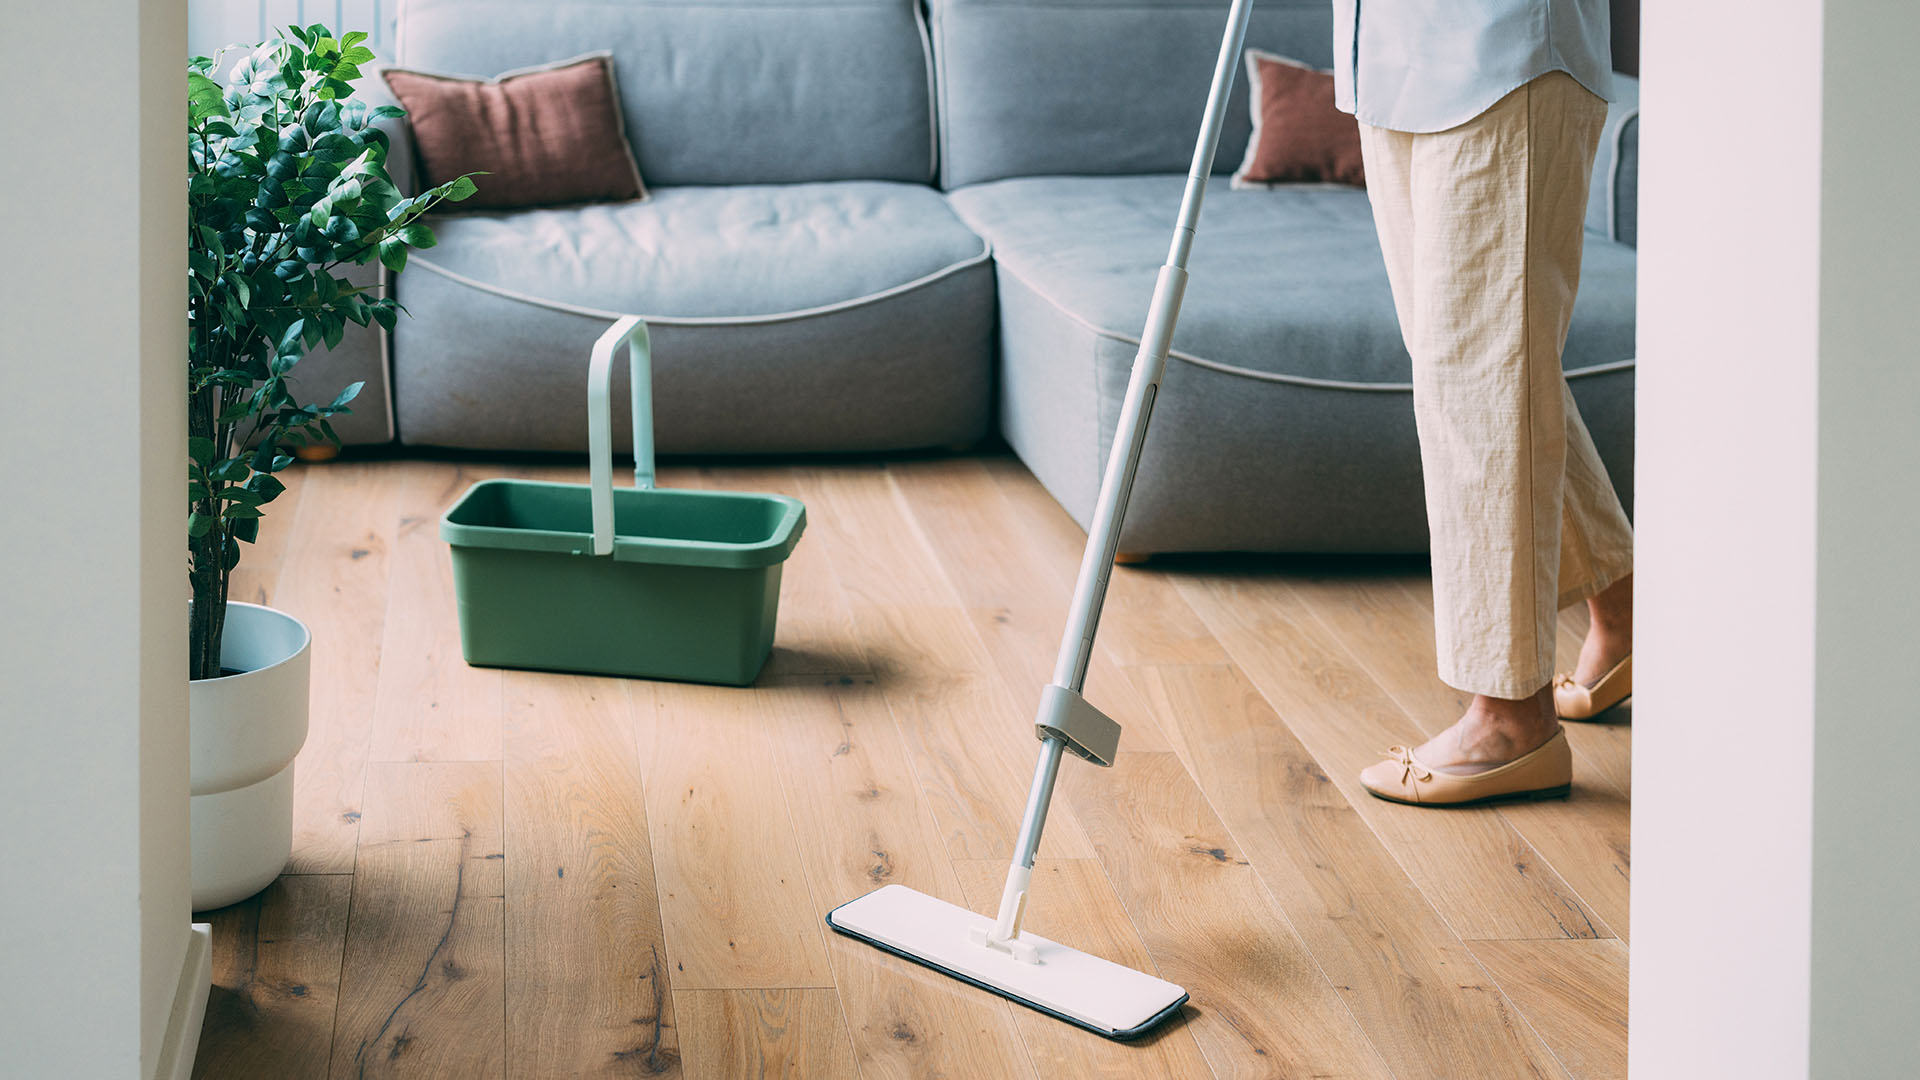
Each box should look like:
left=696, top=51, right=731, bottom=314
left=189, top=0, right=397, bottom=60
left=0, top=1, right=193, bottom=1077
left=1808, top=0, right=1920, bottom=1075
left=1634, top=0, right=1920, bottom=1077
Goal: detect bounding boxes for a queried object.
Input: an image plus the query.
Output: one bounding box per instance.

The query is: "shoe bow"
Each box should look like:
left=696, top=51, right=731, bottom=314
left=1383, top=745, right=1431, bottom=784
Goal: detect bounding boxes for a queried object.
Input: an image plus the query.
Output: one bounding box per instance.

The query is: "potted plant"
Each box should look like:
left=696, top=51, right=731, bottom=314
left=186, top=25, right=474, bottom=909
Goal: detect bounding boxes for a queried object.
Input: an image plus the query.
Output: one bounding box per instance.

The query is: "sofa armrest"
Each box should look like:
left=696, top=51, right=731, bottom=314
left=1587, top=73, right=1640, bottom=248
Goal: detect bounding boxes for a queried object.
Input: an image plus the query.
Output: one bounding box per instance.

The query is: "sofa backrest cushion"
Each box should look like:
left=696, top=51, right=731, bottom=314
left=395, top=0, right=936, bottom=186
left=930, top=0, right=1334, bottom=189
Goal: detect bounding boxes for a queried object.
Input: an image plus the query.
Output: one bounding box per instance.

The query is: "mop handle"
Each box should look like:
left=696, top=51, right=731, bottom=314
left=1050, top=0, right=1254, bottom=693
left=1004, top=0, right=1256, bottom=897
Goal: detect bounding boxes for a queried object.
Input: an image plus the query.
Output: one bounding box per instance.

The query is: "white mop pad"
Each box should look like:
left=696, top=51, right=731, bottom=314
left=827, top=885, right=1187, bottom=1039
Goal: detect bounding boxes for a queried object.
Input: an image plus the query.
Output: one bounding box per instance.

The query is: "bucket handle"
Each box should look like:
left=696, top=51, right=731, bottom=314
left=587, top=315, right=654, bottom=557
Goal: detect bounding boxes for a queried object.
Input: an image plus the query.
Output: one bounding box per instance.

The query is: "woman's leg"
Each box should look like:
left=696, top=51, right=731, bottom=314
left=1367, top=73, right=1609, bottom=774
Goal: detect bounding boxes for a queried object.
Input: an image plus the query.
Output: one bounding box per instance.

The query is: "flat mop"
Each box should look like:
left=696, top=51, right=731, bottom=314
left=825, top=0, right=1256, bottom=1040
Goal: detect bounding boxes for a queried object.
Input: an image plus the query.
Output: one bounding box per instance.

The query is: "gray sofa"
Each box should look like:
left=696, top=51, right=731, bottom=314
left=301, top=0, right=1641, bottom=553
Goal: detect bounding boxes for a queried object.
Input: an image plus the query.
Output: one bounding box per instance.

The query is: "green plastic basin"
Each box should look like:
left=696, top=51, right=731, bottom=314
left=439, top=478, right=806, bottom=685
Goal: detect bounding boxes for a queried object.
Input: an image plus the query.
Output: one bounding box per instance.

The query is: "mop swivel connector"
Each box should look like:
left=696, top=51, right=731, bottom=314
left=969, top=925, right=1041, bottom=964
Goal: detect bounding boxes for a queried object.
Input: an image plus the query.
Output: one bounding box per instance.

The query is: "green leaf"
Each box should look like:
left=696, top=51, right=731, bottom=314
left=247, top=473, right=287, bottom=503
left=188, top=71, right=229, bottom=122
left=188, top=512, right=217, bottom=539
left=187, top=436, right=216, bottom=465
left=341, top=30, right=368, bottom=49
left=378, top=236, right=407, bottom=273
left=332, top=381, right=366, bottom=409
left=232, top=516, right=262, bottom=544
left=445, top=175, right=479, bottom=202
left=397, top=222, right=437, bottom=249
left=211, top=458, right=252, bottom=482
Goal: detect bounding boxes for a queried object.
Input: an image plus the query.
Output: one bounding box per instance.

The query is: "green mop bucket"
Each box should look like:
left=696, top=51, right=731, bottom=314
left=439, top=316, right=805, bottom=685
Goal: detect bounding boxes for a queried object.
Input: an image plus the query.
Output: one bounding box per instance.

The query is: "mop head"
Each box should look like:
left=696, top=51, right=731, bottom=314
left=826, top=884, right=1187, bottom=1040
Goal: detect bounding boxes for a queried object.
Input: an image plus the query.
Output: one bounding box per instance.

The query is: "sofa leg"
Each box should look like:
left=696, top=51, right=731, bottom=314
left=1113, top=551, right=1151, bottom=566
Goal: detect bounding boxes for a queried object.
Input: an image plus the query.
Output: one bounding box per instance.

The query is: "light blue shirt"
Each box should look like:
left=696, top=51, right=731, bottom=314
left=1332, top=0, right=1614, bottom=133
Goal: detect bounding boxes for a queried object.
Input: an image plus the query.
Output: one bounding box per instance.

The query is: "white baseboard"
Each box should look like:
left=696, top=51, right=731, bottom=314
left=151, top=923, right=212, bottom=1080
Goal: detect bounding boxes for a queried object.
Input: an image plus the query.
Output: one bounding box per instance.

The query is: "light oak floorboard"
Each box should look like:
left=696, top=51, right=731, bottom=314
left=981, top=455, right=1232, bottom=668
left=279, top=462, right=402, bottom=874
left=797, top=466, right=1095, bottom=861
left=889, top=457, right=1177, bottom=755
left=367, top=463, right=502, bottom=763
left=195, top=874, right=351, bottom=1080
left=227, top=461, right=307, bottom=608
left=503, top=672, right=680, bottom=1076
left=1469, top=938, right=1629, bottom=1080
left=952, top=859, right=1215, bottom=1079
left=635, top=681, right=835, bottom=990
left=1068, top=751, right=1394, bottom=1079
left=700, top=465, right=871, bottom=677
left=331, top=761, right=506, bottom=1079
left=762, top=677, right=1039, bottom=1079
left=1179, top=572, right=1606, bottom=942
left=676, top=989, right=858, bottom=1080
left=1127, top=664, right=1572, bottom=1080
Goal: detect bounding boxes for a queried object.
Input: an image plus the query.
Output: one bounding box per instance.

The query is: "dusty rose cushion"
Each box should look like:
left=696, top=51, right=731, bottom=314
left=1231, top=50, right=1366, bottom=189
left=381, top=52, right=646, bottom=209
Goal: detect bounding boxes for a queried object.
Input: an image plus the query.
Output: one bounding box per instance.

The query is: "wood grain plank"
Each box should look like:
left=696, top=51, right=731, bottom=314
left=796, top=466, right=1095, bottom=860
left=761, top=677, right=1038, bottom=1080
left=1279, top=568, right=1631, bottom=939
left=368, top=463, right=502, bottom=762
left=503, top=672, right=680, bottom=1077
left=1067, top=751, right=1394, bottom=1079
left=1127, top=664, right=1573, bottom=1080
left=331, top=762, right=505, bottom=1079
left=279, top=462, right=402, bottom=874
left=635, top=681, right=834, bottom=990
left=676, top=990, right=857, bottom=1080
left=982, top=454, right=1231, bottom=667
left=699, top=465, right=870, bottom=677
left=195, top=874, right=351, bottom=1080
left=1179, top=572, right=1606, bottom=942
left=952, top=860, right=1214, bottom=1079
left=227, top=461, right=307, bottom=608
left=888, top=458, right=1176, bottom=755
left=1469, top=938, right=1628, bottom=1080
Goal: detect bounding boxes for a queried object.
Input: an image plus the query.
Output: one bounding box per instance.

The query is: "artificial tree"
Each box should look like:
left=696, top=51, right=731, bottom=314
left=187, top=26, right=474, bottom=679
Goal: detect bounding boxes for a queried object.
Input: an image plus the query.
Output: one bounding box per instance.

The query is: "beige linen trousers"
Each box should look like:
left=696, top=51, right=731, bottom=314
left=1358, top=71, right=1635, bottom=699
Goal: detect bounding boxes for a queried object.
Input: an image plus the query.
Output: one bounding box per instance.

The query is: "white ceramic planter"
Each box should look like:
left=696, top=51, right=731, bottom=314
left=189, top=601, right=311, bottom=911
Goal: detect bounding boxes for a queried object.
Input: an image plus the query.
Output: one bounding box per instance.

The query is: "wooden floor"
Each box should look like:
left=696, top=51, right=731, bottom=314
left=193, top=454, right=1629, bottom=1080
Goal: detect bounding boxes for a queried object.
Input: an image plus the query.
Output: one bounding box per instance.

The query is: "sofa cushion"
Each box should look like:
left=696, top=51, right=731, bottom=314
left=396, top=0, right=935, bottom=186
left=392, top=182, right=995, bottom=453
left=930, top=0, right=1334, bottom=188
left=381, top=53, right=647, bottom=209
left=948, top=174, right=1637, bottom=384
left=948, top=174, right=1638, bottom=552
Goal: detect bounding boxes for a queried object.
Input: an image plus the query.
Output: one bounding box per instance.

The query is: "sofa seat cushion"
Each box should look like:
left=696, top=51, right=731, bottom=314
left=414, top=181, right=987, bottom=318
left=946, top=174, right=1638, bottom=552
left=946, top=174, right=1636, bottom=385
left=393, top=181, right=995, bottom=452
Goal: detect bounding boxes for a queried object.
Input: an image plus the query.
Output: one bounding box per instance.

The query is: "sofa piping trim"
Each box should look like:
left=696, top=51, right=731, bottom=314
left=1605, top=105, right=1639, bottom=243
left=407, top=239, right=993, bottom=327
left=992, top=261, right=1637, bottom=392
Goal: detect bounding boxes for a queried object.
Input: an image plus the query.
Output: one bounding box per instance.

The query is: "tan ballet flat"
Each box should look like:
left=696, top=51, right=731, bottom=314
left=1553, top=653, right=1632, bottom=720
left=1359, top=730, right=1573, bottom=807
